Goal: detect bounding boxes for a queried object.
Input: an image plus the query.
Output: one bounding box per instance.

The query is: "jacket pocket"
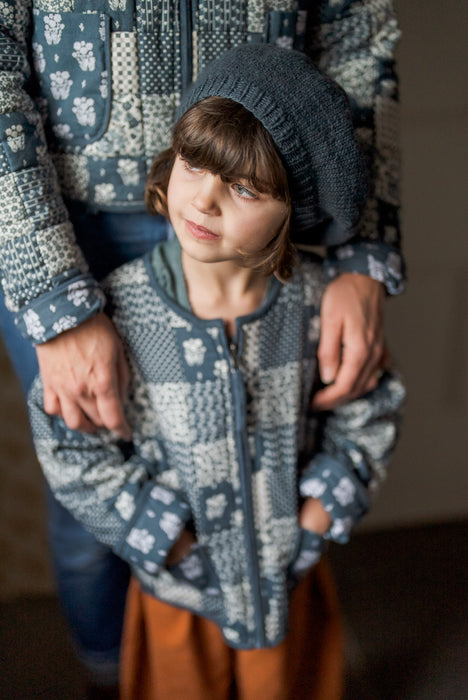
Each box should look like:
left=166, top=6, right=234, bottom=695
left=32, top=11, right=111, bottom=147
left=288, top=527, right=325, bottom=583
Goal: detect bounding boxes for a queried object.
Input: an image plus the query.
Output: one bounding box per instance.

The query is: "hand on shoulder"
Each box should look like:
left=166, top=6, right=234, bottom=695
left=36, top=312, right=131, bottom=439
left=312, top=273, right=386, bottom=410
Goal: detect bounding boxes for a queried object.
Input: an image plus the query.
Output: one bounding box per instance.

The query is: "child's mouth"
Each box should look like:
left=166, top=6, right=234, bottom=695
left=185, top=220, right=219, bottom=240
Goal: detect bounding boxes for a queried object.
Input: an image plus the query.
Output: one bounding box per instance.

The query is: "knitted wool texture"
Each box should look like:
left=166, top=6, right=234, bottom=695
left=179, top=44, right=366, bottom=245
left=179, top=44, right=368, bottom=245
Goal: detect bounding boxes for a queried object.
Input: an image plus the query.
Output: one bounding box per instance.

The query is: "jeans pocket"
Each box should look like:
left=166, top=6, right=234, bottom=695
left=32, top=11, right=111, bottom=147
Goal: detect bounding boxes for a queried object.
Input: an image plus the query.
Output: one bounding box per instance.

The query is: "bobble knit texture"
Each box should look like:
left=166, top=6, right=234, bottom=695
left=179, top=44, right=368, bottom=245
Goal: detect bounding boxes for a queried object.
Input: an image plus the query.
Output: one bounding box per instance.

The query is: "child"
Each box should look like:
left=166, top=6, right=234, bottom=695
left=29, top=45, right=405, bottom=699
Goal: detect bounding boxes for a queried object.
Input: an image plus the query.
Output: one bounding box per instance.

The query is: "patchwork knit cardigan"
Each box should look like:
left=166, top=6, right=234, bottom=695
left=29, top=251, right=405, bottom=649
left=0, top=0, right=403, bottom=345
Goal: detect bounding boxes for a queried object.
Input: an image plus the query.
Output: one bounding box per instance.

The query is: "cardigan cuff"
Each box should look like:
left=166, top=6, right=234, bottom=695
left=118, top=484, right=192, bottom=572
left=299, top=452, right=369, bottom=543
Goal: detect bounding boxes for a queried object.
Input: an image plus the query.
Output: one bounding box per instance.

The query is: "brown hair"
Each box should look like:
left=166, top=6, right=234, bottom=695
left=145, top=97, right=296, bottom=280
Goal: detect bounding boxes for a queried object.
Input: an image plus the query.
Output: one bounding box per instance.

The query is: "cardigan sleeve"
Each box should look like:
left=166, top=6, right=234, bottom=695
left=300, top=370, right=406, bottom=543
left=305, top=0, right=405, bottom=294
left=28, top=377, right=192, bottom=572
left=0, top=2, right=104, bottom=344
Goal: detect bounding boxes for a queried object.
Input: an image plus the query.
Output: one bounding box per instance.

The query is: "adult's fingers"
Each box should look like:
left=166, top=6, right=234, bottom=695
left=94, top=371, right=132, bottom=440
left=313, top=339, right=387, bottom=410
left=317, top=315, right=343, bottom=385
left=59, top=394, right=98, bottom=433
left=116, top=341, right=130, bottom=407
left=312, top=343, right=366, bottom=410
left=347, top=337, right=385, bottom=397
left=42, top=384, right=62, bottom=417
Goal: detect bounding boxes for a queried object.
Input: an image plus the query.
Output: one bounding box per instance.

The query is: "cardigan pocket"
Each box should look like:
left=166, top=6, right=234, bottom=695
left=167, top=542, right=221, bottom=594
left=32, top=11, right=112, bottom=148
left=288, top=527, right=325, bottom=583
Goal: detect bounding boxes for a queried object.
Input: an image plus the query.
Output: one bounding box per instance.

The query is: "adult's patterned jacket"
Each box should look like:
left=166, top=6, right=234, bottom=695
left=29, top=250, right=405, bottom=649
left=0, top=0, right=403, bottom=345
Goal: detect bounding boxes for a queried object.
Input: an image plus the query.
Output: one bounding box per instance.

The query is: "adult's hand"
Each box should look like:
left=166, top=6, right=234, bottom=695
left=312, top=273, right=386, bottom=410
left=36, top=312, right=131, bottom=439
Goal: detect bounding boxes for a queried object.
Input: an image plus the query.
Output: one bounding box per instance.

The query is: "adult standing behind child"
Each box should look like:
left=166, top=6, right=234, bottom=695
left=0, top=0, right=403, bottom=688
left=30, top=44, right=405, bottom=699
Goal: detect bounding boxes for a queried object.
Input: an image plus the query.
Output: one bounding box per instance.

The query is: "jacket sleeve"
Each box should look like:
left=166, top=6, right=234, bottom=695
left=28, top=377, right=192, bottom=572
left=300, top=370, right=406, bottom=543
left=0, top=2, right=104, bottom=344
left=305, top=0, right=404, bottom=294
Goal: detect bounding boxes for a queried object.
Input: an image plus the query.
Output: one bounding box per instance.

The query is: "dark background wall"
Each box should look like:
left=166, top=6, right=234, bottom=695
left=365, top=0, right=468, bottom=528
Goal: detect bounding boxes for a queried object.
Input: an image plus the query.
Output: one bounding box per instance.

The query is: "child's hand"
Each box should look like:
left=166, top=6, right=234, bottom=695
left=166, top=529, right=196, bottom=566
left=299, top=498, right=331, bottom=535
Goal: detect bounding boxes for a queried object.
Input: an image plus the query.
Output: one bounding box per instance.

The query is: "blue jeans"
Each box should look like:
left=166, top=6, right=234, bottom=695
left=0, top=207, right=169, bottom=682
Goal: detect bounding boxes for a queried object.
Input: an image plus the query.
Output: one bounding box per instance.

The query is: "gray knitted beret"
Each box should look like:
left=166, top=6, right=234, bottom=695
left=178, top=44, right=367, bottom=246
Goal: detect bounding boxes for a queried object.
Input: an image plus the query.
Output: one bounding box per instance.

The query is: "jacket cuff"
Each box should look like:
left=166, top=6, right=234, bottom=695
left=325, top=242, right=406, bottom=295
left=299, top=453, right=369, bottom=543
left=118, top=484, right=192, bottom=573
left=14, top=270, right=106, bottom=344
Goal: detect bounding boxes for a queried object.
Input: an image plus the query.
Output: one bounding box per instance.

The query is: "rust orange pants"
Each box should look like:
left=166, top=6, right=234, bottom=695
left=120, top=560, right=343, bottom=700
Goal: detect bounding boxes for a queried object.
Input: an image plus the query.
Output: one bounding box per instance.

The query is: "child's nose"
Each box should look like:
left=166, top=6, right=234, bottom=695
left=192, top=174, right=222, bottom=214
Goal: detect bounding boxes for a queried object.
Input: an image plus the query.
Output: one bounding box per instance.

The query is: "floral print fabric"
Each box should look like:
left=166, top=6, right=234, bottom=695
left=32, top=11, right=111, bottom=146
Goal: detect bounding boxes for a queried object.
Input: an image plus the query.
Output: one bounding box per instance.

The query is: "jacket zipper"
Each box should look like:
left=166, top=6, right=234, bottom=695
left=180, top=0, right=193, bottom=94
left=228, top=335, right=266, bottom=647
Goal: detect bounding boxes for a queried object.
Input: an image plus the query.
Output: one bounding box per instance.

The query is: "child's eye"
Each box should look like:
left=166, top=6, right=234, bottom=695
left=232, top=183, right=257, bottom=199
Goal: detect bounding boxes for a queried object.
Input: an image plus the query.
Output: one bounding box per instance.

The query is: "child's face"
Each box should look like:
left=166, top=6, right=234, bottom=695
left=167, top=155, right=288, bottom=268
